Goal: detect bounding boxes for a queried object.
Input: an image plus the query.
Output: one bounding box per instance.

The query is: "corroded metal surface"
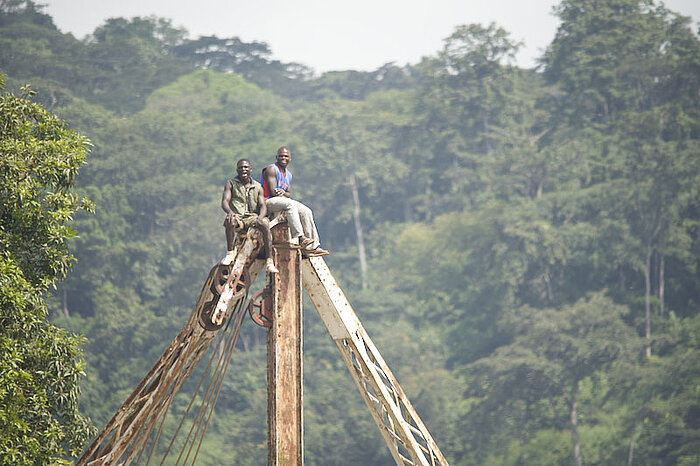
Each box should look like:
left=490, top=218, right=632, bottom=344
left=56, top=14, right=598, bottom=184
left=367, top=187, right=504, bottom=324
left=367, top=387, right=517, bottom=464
left=267, top=223, right=304, bottom=466
left=248, top=287, right=273, bottom=327
left=76, top=221, right=448, bottom=466
left=76, top=231, right=264, bottom=466
left=211, top=229, right=262, bottom=326
left=302, top=256, right=449, bottom=466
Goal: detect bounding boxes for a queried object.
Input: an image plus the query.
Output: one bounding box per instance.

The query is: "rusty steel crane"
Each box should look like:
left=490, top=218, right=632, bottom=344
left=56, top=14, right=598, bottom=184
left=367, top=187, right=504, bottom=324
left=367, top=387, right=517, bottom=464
left=77, top=223, right=449, bottom=466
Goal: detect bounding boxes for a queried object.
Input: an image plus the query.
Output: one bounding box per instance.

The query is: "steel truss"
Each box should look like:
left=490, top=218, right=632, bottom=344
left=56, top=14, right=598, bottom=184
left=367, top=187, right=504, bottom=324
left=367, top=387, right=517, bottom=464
left=77, top=230, right=449, bottom=466
left=302, top=256, right=449, bottom=466
left=77, top=232, right=263, bottom=466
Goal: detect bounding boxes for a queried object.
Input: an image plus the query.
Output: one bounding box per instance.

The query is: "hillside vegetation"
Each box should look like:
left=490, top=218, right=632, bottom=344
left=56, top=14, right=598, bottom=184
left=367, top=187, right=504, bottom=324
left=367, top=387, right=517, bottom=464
left=1, top=0, right=699, bottom=464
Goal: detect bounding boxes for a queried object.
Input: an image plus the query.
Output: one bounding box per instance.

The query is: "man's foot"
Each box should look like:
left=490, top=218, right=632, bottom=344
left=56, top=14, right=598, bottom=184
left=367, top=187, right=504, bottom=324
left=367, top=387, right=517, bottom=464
left=221, top=250, right=236, bottom=265
left=266, top=258, right=279, bottom=274
left=304, top=246, right=329, bottom=257
left=299, top=236, right=315, bottom=249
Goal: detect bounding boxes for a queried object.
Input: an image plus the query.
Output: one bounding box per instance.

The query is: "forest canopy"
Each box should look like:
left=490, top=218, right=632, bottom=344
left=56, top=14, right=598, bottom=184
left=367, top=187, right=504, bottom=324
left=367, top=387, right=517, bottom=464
left=0, top=0, right=698, bottom=464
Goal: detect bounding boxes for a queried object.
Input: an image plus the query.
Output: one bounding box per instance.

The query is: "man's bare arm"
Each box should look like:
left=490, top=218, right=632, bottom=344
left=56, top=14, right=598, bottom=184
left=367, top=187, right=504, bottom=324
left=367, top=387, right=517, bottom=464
left=257, top=189, right=267, bottom=218
left=263, top=166, right=291, bottom=198
left=263, top=167, right=278, bottom=196
left=221, top=180, right=237, bottom=223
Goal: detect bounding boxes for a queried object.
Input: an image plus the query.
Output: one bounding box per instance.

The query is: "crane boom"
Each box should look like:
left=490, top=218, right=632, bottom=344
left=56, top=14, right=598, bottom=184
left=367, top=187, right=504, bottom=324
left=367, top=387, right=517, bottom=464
left=77, top=231, right=264, bottom=466
left=302, top=256, right=449, bottom=466
left=76, top=226, right=449, bottom=466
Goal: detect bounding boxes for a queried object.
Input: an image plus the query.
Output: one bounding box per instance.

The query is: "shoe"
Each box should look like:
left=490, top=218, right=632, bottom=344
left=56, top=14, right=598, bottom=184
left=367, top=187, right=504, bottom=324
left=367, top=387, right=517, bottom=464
left=299, top=236, right=315, bottom=249
left=221, top=250, right=236, bottom=265
left=305, top=247, right=329, bottom=257
left=265, top=258, right=279, bottom=274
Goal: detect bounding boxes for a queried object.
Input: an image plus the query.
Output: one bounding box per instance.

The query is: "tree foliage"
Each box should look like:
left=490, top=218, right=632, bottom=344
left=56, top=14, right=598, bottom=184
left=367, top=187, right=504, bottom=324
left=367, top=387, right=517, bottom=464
left=1, top=1, right=699, bottom=464
left=0, top=76, right=95, bottom=464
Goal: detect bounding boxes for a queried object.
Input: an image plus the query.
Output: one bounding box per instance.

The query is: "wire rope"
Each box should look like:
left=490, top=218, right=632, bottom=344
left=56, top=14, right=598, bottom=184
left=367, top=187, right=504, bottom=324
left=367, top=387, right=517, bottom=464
left=180, top=297, right=248, bottom=465
left=176, top=303, right=241, bottom=465
left=190, top=300, right=248, bottom=465
left=155, top=310, right=236, bottom=466
left=157, top=287, right=250, bottom=466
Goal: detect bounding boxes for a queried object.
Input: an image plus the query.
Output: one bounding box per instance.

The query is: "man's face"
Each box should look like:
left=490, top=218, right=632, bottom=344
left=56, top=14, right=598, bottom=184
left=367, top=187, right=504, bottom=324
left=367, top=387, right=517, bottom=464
left=237, top=160, right=252, bottom=181
left=276, top=149, right=291, bottom=168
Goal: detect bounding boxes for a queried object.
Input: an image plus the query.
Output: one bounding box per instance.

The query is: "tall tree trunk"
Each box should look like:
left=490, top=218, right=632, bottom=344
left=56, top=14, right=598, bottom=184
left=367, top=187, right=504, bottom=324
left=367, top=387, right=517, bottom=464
left=658, top=254, right=665, bottom=316
left=570, top=381, right=582, bottom=466
left=544, top=266, right=554, bottom=303
left=536, top=181, right=543, bottom=200
left=651, top=252, right=658, bottom=297
left=644, top=247, right=652, bottom=358
left=63, top=288, right=70, bottom=318
left=403, top=198, right=413, bottom=223
left=627, top=426, right=637, bottom=466
left=350, top=173, right=368, bottom=290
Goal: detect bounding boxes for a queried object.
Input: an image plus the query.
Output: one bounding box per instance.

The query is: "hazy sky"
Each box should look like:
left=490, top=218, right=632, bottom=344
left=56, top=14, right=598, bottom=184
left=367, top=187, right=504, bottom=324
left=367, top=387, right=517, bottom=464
left=42, top=0, right=700, bottom=74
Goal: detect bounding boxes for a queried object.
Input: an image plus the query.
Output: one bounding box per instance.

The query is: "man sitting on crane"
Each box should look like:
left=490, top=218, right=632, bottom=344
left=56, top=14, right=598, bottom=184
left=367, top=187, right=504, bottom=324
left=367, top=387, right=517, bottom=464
left=221, top=158, right=279, bottom=273
left=261, top=146, right=329, bottom=257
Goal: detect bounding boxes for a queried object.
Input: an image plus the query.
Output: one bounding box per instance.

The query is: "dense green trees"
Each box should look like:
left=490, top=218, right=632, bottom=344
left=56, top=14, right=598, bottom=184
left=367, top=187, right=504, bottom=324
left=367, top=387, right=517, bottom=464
left=387, top=2, right=699, bottom=463
left=463, top=294, right=640, bottom=465
left=0, top=77, right=94, bottom=464
left=542, top=0, right=700, bottom=357
left=1, top=0, right=698, bottom=464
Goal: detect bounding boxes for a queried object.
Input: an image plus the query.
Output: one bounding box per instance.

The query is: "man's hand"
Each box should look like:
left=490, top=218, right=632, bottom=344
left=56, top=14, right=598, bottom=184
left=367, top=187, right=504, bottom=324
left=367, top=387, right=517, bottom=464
left=226, top=212, right=241, bottom=229
left=273, top=188, right=290, bottom=198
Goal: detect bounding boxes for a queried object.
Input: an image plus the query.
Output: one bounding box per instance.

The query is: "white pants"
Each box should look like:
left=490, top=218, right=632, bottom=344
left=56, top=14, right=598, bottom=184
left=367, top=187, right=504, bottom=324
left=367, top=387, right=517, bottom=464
left=265, top=197, right=320, bottom=249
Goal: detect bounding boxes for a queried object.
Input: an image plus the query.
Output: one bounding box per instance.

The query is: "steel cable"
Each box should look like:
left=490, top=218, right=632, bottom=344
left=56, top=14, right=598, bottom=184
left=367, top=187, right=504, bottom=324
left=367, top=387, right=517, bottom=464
left=150, top=304, right=237, bottom=466
left=177, top=303, right=241, bottom=465
left=190, top=298, right=249, bottom=465
left=158, top=290, right=249, bottom=466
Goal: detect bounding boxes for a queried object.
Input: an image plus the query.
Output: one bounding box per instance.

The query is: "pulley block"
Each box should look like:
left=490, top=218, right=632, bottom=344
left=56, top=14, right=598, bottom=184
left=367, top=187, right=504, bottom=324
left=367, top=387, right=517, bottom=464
left=199, top=300, right=222, bottom=331
left=248, top=288, right=273, bottom=327
left=200, top=266, right=251, bottom=331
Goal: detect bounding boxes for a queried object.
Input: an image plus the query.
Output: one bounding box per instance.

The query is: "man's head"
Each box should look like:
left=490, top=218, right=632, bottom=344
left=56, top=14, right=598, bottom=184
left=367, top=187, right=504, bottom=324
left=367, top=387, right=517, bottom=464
left=276, top=146, right=291, bottom=168
left=236, top=158, right=252, bottom=182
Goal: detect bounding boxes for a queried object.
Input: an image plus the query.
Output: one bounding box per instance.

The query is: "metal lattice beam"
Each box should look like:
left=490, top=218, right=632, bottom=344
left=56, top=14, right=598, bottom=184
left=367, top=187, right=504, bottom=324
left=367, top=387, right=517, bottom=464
left=301, top=256, right=449, bottom=466
left=77, top=233, right=263, bottom=466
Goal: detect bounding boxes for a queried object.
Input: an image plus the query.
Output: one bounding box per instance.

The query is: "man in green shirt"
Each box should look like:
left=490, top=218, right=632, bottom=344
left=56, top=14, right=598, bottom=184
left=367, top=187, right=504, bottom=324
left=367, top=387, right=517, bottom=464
left=221, top=158, right=278, bottom=273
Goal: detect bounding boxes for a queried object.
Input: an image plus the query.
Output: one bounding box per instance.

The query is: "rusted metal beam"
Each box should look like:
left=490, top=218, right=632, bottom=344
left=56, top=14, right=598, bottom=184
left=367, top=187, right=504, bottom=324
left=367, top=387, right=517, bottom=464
left=266, top=223, right=304, bottom=466
left=78, top=220, right=448, bottom=466
left=302, top=256, right=449, bottom=466
left=77, top=230, right=264, bottom=466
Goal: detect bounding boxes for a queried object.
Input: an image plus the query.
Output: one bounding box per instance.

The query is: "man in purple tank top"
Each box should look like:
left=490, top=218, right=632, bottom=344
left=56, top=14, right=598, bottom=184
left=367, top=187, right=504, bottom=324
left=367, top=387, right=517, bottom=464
left=262, top=146, right=329, bottom=256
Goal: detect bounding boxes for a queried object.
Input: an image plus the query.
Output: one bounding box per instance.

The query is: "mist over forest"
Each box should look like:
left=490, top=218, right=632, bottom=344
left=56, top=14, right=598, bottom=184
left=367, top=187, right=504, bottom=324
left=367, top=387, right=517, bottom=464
left=1, top=0, right=699, bottom=464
